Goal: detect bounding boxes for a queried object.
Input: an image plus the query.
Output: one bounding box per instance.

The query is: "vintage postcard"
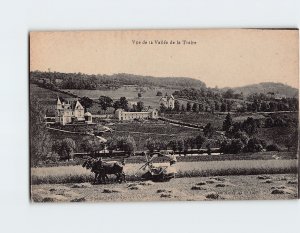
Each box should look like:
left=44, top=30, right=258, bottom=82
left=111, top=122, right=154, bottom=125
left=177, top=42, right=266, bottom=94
left=30, top=29, right=299, bottom=202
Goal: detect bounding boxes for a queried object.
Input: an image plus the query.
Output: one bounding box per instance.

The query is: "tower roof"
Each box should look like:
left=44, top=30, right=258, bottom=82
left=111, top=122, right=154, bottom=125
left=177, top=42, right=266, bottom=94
left=56, top=97, right=62, bottom=105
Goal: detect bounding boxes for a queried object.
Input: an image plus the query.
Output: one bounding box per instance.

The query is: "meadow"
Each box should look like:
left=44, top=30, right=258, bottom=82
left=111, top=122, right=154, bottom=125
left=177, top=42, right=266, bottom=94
left=164, top=112, right=226, bottom=129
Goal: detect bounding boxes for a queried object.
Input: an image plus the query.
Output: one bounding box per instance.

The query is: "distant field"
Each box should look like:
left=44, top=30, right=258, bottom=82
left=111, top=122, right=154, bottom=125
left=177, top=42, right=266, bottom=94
left=164, top=112, right=226, bottom=129
left=30, top=84, right=73, bottom=99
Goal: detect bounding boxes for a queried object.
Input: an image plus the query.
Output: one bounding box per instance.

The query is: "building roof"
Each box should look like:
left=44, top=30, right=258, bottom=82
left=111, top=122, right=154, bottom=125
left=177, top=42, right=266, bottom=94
left=160, top=94, right=174, bottom=102
left=84, top=112, right=92, bottom=116
left=56, top=97, right=84, bottom=111
left=57, top=97, right=62, bottom=105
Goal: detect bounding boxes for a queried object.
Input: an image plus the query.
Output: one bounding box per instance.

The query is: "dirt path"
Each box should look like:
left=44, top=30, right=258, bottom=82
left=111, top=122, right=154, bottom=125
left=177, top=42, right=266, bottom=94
left=31, top=174, right=298, bottom=202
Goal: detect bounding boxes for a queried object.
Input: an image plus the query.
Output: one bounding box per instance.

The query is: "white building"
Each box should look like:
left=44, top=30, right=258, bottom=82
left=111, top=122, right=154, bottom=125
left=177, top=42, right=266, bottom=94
left=56, top=97, right=92, bottom=125
left=115, top=109, right=158, bottom=121
left=159, top=94, right=175, bottom=109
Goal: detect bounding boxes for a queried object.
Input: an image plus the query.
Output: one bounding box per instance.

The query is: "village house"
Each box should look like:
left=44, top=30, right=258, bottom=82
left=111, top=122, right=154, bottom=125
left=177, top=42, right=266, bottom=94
left=115, top=109, right=158, bottom=121
left=159, top=94, right=175, bottom=109
left=55, top=97, right=92, bottom=125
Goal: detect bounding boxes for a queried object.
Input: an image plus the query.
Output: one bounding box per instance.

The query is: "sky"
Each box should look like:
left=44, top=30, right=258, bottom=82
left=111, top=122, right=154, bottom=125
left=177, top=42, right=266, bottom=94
left=30, top=29, right=299, bottom=88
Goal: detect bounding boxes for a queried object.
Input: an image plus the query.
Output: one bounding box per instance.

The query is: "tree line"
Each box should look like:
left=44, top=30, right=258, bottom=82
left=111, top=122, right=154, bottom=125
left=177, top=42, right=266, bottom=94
left=30, top=71, right=206, bottom=90
left=172, top=88, right=298, bottom=113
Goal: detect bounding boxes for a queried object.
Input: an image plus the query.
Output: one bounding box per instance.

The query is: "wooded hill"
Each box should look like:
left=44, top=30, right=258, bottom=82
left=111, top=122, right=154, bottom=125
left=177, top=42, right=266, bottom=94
left=30, top=71, right=207, bottom=90
left=222, top=82, right=298, bottom=98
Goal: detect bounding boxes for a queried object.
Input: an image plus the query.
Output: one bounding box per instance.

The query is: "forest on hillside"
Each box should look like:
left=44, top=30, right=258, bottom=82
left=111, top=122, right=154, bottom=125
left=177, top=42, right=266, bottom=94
left=30, top=71, right=207, bottom=90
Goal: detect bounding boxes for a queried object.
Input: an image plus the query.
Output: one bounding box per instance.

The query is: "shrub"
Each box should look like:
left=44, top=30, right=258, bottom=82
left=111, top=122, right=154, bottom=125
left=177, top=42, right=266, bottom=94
left=52, top=138, right=76, bottom=161
left=244, top=138, right=264, bottom=153
left=266, top=144, right=280, bottom=152
left=156, top=91, right=163, bottom=96
left=220, top=139, right=245, bottom=154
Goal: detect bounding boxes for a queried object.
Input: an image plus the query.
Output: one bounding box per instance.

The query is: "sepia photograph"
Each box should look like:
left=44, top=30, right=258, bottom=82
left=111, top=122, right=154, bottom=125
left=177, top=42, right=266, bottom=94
left=29, top=29, right=299, bottom=202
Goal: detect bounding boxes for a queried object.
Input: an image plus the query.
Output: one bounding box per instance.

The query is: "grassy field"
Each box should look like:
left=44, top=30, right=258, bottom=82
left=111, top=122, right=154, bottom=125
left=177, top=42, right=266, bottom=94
left=31, top=174, right=298, bottom=202
left=164, top=113, right=226, bottom=129
left=31, top=159, right=298, bottom=185
left=257, top=126, right=297, bottom=148
left=108, top=120, right=200, bottom=150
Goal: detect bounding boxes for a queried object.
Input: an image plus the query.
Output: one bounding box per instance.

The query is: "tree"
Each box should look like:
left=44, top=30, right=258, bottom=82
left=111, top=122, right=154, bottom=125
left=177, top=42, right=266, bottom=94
left=223, top=113, right=233, bottom=132
left=136, top=101, right=144, bottom=112
left=30, top=97, right=52, bottom=166
left=220, top=103, right=227, bottom=112
left=122, top=136, right=136, bottom=154
left=192, top=103, right=198, bottom=112
left=186, top=102, right=191, bottom=111
left=181, top=104, right=186, bottom=112
left=210, top=103, right=215, bottom=114
left=223, top=89, right=235, bottom=99
left=194, top=134, right=206, bottom=149
left=260, top=102, right=269, bottom=112
left=229, top=139, right=244, bottom=154
left=168, top=139, right=178, bottom=152
left=233, top=130, right=249, bottom=144
left=198, top=103, right=204, bottom=112
left=106, top=137, right=118, bottom=155
left=244, top=138, right=263, bottom=153
left=98, top=96, right=113, bottom=110
left=145, top=138, right=157, bottom=153
left=265, top=117, right=274, bottom=128
left=205, top=143, right=211, bottom=155
left=174, top=100, right=180, bottom=112
left=215, top=101, right=220, bottom=111
left=79, top=96, right=93, bottom=111
left=183, top=137, right=195, bottom=154
left=203, top=123, right=215, bottom=138
left=52, top=138, right=76, bottom=160
left=226, top=100, right=232, bottom=112
left=220, top=139, right=244, bottom=154
left=242, top=117, right=258, bottom=136
left=114, top=136, right=137, bottom=154
left=113, top=100, right=121, bottom=110
left=119, top=97, right=129, bottom=111
left=160, top=103, right=167, bottom=113
left=81, top=137, right=104, bottom=155
left=177, top=138, right=185, bottom=155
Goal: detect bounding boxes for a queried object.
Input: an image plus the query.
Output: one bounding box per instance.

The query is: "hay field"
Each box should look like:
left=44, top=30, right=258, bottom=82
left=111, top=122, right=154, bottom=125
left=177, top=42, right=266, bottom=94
left=31, top=159, right=298, bottom=185
left=31, top=174, right=298, bottom=202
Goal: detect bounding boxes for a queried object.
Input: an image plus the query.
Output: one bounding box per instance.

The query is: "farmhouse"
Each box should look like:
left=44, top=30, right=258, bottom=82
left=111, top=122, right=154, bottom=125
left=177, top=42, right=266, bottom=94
left=159, top=94, right=175, bottom=109
left=55, top=97, right=92, bottom=125
left=115, top=109, right=158, bottom=121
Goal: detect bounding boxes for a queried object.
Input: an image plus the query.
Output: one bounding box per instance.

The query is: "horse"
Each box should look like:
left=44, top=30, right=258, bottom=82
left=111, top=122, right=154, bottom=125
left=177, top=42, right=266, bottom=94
left=82, top=158, right=126, bottom=184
